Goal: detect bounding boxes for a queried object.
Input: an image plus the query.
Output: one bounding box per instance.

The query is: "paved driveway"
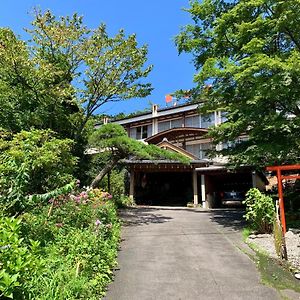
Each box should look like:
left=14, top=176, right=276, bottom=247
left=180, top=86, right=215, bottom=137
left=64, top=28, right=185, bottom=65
left=104, top=207, right=280, bottom=300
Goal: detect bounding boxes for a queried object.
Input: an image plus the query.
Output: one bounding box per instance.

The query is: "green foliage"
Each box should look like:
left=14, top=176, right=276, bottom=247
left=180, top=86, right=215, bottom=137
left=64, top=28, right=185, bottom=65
left=243, top=188, right=275, bottom=233
left=0, top=217, right=42, bottom=299
left=0, top=188, right=120, bottom=299
left=0, top=10, right=152, bottom=140
left=252, top=251, right=300, bottom=294
left=114, top=195, right=135, bottom=208
left=0, top=129, right=77, bottom=213
left=176, top=0, right=300, bottom=167
left=26, top=189, right=120, bottom=299
left=89, top=123, right=190, bottom=164
left=242, top=227, right=252, bottom=241
left=88, top=124, right=190, bottom=187
left=100, top=169, right=127, bottom=199
left=0, top=27, right=82, bottom=139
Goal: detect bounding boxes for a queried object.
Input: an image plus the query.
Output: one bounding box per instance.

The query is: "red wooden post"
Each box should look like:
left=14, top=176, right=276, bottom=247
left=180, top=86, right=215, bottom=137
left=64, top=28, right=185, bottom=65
left=276, top=169, right=287, bottom=234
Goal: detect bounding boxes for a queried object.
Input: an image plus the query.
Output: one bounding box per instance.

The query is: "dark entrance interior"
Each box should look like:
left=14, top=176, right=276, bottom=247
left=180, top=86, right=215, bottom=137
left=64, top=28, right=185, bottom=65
left=206, top=172, right=253, bottom=207
left=135, top=172, right=193, bottom=206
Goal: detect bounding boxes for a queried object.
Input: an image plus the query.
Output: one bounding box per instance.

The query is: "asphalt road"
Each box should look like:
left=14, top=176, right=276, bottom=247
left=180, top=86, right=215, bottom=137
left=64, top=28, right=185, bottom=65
left=104, top=207, right=280, bottom=300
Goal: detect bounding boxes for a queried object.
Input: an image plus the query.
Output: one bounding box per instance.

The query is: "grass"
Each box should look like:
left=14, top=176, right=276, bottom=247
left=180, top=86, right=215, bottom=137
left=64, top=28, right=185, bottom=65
left=244, top=237, right=300, bottom=295
left=242, top=227, right=252, bottom=241
left=256, top=251, right=300, bottom=293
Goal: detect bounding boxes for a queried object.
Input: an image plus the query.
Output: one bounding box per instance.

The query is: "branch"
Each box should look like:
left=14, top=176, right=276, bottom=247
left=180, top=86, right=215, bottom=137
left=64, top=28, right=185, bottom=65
left=283, top=27, right=300, bottom=51
left=90, top=156, right=119, bottom=188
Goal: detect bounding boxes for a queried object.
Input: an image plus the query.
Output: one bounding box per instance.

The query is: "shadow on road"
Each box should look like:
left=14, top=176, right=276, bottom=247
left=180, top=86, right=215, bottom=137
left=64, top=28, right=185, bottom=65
left=209, top=208, right=246, bottom=231
left=119, top=206, right=246, bottom=232
left=119, top=207, right=173, bottom=227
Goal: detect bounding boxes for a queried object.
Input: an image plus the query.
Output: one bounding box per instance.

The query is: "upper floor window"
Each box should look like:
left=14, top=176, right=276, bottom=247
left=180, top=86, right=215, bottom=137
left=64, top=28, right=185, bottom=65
left=170, top=118, right=183, bottom=129
left=186, top=142, right=213, bottom=159
left=158, top=121, right=170, bottom=132
left=130, top=125, right=152, bottom=140
left=158, top=118, right=183, bottom=132
left=201, top=113, right=215, bottom=128
left=222, top=136, right=248, bottom=150
left=185, top=115, right=200, bottom=128
left=185, top=113, right=215, bottom=128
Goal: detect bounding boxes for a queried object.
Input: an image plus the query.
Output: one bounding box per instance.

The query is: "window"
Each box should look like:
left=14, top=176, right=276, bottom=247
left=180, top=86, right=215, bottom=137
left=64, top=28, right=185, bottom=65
left=222, top=136, right=248, bottom=149
left=171, top=118, right=183, bottom=129
left=186, top=143, right=212, bottom=159
left=201, top=113, right=215, bottom=128
left=185, top=115, right=200, bottom=128
left=131, top=125, right=151, bottom=140
left=158, top=121, right=170, bottom=132
left=158, top=118, right=183, bottom=132
left=129, top=127, right=136, bottom=138
left=199, top=143, right=212, bottom=159
left=142, top=126, right=148, bottom=139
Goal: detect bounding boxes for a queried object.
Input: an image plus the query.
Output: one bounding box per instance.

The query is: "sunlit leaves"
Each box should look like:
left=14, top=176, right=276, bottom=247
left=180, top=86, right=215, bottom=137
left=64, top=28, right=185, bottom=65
left=176, top=0, right=300, bottom=167
left=0, top=10, right=152, bottom=140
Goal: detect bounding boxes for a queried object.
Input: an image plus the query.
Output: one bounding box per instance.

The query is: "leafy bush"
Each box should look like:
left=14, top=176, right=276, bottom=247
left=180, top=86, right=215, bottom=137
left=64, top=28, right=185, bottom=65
left=243, top=188, right=275, bottom=233
left=0, top=217, right=42, bottom=299
left=100, top=169, right=126, bottom=199
left=0, top=129, right=77, bottom=213
left=21, top=188, right=120, bottom=299
left=114, top=194, right=135, bottom=208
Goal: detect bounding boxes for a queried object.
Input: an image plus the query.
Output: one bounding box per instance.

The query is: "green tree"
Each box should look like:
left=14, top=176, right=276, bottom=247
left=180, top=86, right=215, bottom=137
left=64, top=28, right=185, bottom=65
left=0, top=10, right=153, bottom=141
left=176, top=0, right=300, bottom=167
left=0, top=27, right=82, bottom=138
left=88, top=124, right=190, bottom=188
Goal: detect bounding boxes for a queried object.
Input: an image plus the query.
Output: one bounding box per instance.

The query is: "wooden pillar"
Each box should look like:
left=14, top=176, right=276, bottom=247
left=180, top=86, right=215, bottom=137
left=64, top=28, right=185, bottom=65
left=201, top=174, right=206, bottom=208
left=193, top=170, right=198, bottom=206
left=129, top=170, right=135, bottom=201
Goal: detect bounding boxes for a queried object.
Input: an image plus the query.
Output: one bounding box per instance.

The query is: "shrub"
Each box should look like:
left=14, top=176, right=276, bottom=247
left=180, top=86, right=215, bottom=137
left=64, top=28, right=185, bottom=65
left=0, top=217, right=42, bottom=299
left=100, top=169, right=127, bottom=199
left=0, top=129, right=77, bottom=214
left=21, top=188, right=120, bottom=299
left=114, top=194, right=135, bottom=208
left=243, top=188, right=275, bottom=233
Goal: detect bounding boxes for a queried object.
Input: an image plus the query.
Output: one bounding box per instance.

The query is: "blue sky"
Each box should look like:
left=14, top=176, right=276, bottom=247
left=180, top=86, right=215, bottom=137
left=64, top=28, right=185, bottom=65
left=0, top=0, right=196, bottom=115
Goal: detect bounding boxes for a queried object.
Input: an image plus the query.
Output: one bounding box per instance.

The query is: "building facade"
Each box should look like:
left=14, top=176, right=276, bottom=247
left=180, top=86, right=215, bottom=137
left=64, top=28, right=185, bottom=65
left=103, top=102, right=265, bottom=207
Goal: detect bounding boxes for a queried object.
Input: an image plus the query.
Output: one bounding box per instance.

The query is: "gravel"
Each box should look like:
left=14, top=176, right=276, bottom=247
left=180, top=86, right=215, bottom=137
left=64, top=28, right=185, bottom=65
left=248, top=230, right=300, bottom=271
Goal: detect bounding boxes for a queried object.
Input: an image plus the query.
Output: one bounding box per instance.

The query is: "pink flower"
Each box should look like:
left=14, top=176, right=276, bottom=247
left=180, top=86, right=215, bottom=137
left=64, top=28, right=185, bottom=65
left=95, top=219, right=101, bottom=226
left=107, top=194, right=113, bottom=199
left=75, top=196, right=81, bottom=203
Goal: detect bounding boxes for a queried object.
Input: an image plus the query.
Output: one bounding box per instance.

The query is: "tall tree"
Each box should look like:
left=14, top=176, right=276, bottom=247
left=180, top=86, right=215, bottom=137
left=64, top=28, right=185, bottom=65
left=0, top=10, right=153, bottom=141
left=0, top=27, right=82, bottom=138
left=176, top=0, right=300, bottom=167
left=29, top=10, right=153, bottom=138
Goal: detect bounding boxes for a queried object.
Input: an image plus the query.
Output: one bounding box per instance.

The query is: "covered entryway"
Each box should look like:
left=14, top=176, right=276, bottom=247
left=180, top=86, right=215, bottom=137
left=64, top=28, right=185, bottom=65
left=134, top=171, right=193, bottom=206
left=127, top=161, right=206, bottom=207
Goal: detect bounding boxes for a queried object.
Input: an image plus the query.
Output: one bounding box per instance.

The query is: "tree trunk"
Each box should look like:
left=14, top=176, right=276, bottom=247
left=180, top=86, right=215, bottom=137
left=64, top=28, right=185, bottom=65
left=90, top=157, right=119, bottom=189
